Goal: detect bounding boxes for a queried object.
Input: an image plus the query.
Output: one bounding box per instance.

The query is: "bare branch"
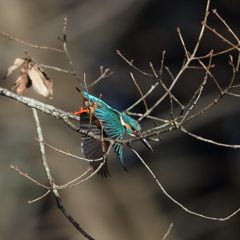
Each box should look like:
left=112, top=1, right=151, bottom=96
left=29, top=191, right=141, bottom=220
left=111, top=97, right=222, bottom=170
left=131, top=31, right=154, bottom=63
left=177, top=27, right=189, bottom=59
left=126, top=111, right=169, bottom=123
left=202, top=22, right=239, bottom=51
left=35, top=138, right=104, bottom=162
left=164, top=66, right=175, bottom=81
left=124, top=82, right=159, bottom=113
left=28, top=190, right=51, bottom=204
left=116, top=50, right=154, bottom=77
left=59, top=18, right=83, bottom=86
left=41, top=64, right=74, bottom=74
left=57, top=142, right=113, bottom=189
left=213, top=9, right=240, bottom=44
left=130, top=147, right=240, bottom=221
left=10, top=164, right=50, bottom=189
left=162, top=223, right=174, bottom=240
left=87, top=66, right=113, bottom=88
left=159, top=51, right=166, bottom=75
left=191, top=0, right=210, bottom=57
left=31, top=107, right=94, bottom=240
left=138, top=0, right=211, bottom=121
left=181, top=127, right=240, bottom=148
left=178, top=76, right=206, bottom=125
left=57, top=168, right=93, bottom=188
left=227, top=92, right=240, bottom=97
left=0, top=32, right=64, bottom=53
left=130, top=72, right=148, bottom=111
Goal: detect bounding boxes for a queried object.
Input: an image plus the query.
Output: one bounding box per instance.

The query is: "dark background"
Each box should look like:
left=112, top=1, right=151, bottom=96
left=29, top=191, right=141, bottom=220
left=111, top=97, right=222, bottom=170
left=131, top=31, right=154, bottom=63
left=1, top=0, right=240, bottom=239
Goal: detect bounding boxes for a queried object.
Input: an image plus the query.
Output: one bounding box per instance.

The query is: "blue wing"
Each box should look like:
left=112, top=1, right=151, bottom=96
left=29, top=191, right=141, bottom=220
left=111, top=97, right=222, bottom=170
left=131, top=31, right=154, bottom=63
left=94, top=104, right=126, bottom=167
left=80, top=90, right=127, bottom=169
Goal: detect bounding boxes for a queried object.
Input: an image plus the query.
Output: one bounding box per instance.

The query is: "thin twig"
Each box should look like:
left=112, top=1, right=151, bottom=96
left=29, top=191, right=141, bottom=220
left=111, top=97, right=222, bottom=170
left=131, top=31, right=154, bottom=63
left=57, top=142, right=113, bottom=189
left=164, top=66, right=175, bottom=81
left=186, top=64, right=215, bottom=69
left=162, top=223, right=173, bottom=240
left=126, top=111, right=169, bottom=123
left=87, top=66, right=113, bottom=88
left=181, top=127, right=240, bottom=148
left=231, top=84, right=240, bottom=88
left=197, top=47, right=236, bottom=59
left=35, top=138, right=103, bottom=162
left=41, top=64, right=74, bottom=74
left=138, top=0, right=211, bottom=121
left=56, top=168, right=92, bottom=188
left=236, top=52, right=240, bottom=72
left=178, top=51, right=213, bottom=125
left=124, top=82, right=159, bottom=113
left=191, top=0, right=210, bottom=57
left=130, top=72, right=148, bottom=111
left=169, top=93, right=177, bottom=128
left=183, top=60, right=236, bottom=125
left=227, top=92, right=240, bottom=97
left=116, top=50, right=153, bottom=77
left=159, top=51, right=166, bottom=75
left=202, top=22, right=239, bottom=51
left=10, top=164, right=50, bottom=189
left=177, top=27, right=190, bottom=59
left=178, top=76, right=206, bottom=125
left=57, top=161, right=105, bottom=189
left=0, top=32, right=64, bottom=53
left=158, top=78, right=184, bottom=110
left=28, top=190, right=51, bottom=204
left=60, top=18, right=83, bottom=87
left=130, top=146, right=240, bottom=221
left=212, top=9, right=240, bottom=44
left=198, top=55, right=222, bottom=92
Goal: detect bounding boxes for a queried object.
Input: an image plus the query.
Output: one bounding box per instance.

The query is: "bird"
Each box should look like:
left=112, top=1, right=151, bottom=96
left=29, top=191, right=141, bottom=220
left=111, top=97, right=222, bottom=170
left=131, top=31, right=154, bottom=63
left=73, top=88, right=153, bottom=177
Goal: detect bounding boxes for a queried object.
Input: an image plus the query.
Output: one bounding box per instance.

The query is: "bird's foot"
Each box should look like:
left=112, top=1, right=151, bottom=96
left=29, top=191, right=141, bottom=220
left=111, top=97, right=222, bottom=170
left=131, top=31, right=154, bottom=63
left=73, top=107, right=88, bottom=115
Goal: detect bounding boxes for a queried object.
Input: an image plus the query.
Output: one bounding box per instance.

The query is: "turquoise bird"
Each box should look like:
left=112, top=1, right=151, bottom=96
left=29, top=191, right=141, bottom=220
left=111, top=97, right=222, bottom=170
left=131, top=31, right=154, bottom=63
left=73, top=88, right=153, bottom=177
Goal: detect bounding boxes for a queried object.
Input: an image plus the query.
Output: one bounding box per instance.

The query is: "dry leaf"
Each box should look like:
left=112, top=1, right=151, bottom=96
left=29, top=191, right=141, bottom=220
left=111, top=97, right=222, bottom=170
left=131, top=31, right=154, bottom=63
left=5, top=57, right=53, bottom=98
left=38, top=66, right=53, bottom=95
left=4, top=58, right=26, bottom=79
left=12, top=64, right=32, bottom=95
left=27, top=63, right=53, bottom=98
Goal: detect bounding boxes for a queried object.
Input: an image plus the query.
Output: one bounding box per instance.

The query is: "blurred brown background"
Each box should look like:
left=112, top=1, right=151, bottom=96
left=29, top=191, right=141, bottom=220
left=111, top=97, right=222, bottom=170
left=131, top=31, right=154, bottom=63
left=1, top=0, right=240, bottom=239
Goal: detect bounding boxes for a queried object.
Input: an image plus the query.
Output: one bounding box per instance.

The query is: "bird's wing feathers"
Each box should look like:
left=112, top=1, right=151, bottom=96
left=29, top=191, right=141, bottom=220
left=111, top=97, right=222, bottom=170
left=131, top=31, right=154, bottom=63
left=80, top=112, right=110, bottom=177
left=94, top=105, right=126, bottom=166
left=79, top=91, right=128, bottom=170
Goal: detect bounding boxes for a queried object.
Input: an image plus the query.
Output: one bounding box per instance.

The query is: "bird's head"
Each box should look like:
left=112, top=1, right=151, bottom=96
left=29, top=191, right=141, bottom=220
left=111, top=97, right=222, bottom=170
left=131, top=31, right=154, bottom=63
left=121, top=114, right=153, bottom=152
